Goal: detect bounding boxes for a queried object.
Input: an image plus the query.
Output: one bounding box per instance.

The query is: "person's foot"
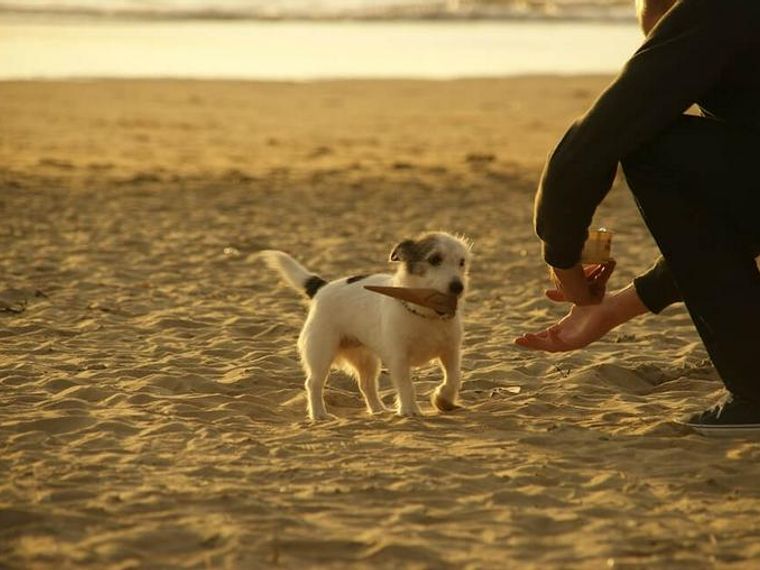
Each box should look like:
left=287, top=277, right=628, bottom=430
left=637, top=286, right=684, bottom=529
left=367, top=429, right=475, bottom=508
left=514, top=284, right=648, bottom=352
left=683, top=394, right=760, bottom=436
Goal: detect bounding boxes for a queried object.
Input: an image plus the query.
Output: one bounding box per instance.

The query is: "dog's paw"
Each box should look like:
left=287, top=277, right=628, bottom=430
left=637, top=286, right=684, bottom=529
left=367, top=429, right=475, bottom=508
left=396, top=406, right=424, bottom=418
left=309, top=410, right=337, bottom=422
left=432, top=393, right=463, bottom=413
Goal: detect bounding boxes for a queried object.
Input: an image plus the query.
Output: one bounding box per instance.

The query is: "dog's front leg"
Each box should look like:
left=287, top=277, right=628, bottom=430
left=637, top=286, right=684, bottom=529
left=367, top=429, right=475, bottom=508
left=433, top=347, right=463, bottom=412
left=388, top=359, right=422, bottom=417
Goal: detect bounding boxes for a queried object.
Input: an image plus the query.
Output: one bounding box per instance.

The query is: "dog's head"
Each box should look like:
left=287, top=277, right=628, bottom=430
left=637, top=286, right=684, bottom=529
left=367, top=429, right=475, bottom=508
left=389, top=232, right=472, bottom=298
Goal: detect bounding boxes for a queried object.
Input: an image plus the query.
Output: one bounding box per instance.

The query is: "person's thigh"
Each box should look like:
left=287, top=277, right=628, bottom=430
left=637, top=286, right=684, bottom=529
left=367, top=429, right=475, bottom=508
left=625, top=114, right=760, bottom=248
left=622, top=115, right=760, bottom=401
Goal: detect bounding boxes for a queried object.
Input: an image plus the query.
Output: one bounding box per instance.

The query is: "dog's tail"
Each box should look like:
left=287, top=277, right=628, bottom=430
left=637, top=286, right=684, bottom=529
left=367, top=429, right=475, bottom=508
left=260, top=250, right=327, bottom=299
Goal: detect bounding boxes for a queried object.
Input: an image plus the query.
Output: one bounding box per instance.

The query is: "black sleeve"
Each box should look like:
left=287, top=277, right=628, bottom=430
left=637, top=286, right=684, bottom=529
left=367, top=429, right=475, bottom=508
left=633, top=256, right=682, bottom=314
left=534, top=0, right=755, bottom=268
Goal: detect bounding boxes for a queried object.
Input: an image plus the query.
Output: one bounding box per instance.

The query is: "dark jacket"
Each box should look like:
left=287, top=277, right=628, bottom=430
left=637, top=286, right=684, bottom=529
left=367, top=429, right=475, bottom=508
left=534, top=0, right=760, bottom=268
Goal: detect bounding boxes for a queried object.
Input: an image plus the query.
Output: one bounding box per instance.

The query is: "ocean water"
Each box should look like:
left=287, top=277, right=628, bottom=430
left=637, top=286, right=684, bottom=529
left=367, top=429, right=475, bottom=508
left=0, top=15, right=642, bottom=80
left=0, top=0, right=634, bottom=21
left=0, top=0, right=643, bottom=80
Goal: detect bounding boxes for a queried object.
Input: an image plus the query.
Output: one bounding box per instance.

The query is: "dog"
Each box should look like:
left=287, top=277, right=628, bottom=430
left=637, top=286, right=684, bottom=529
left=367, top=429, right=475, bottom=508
left=261, top=231, right=471, bottom=420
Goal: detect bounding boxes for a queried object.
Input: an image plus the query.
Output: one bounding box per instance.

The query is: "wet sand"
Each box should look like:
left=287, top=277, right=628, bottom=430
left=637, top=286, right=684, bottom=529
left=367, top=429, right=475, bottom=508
left=1, top=78, right=759, bottom=569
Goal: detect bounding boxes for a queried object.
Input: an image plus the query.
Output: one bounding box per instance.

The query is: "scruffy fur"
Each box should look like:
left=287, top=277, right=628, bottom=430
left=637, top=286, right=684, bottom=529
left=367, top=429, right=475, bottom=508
left=261, top=232, right=472, bottom=420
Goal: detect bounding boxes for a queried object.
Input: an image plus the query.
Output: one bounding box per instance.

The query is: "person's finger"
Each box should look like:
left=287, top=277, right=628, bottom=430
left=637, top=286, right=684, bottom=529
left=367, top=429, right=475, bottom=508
left=588, top=260, right=617, bottom=300
left=545, top=289, right=566, bottom=302
left=551, top=264, right=599, bottom=306
left=514, top=330, right=569, bottom=352
left=515, top=330, right=551, bottom=341
left=584, top=263, right=603, bottom=279
left=514, top=332, right=545, bottom=345
left=515, top=333, right=554, bottom=351
left=595, top=260, right=616, bottom=281
left=585, top=260, right=616, bottom=284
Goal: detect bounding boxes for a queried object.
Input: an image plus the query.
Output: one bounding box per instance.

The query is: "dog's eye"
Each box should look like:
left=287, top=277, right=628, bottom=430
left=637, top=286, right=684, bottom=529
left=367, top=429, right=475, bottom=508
left=459, top=258, right=465, bottom=268
left=428, top=254, right=443, bottom=266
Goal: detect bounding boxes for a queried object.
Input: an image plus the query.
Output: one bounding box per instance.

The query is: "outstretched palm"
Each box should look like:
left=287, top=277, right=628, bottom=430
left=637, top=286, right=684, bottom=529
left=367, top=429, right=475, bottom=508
left=514, top=299, right=619, bottom=352
left=515, top=261, right=650, bottom=352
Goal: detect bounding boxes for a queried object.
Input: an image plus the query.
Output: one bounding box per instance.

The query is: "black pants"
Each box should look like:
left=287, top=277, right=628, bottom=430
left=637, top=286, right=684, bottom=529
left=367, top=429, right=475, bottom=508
left=622, top=115, right=760, bottom=404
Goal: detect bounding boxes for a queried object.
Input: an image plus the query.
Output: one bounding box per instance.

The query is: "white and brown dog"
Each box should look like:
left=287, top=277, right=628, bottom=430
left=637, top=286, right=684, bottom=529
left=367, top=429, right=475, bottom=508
left=262, top=232, right=471, bottom=420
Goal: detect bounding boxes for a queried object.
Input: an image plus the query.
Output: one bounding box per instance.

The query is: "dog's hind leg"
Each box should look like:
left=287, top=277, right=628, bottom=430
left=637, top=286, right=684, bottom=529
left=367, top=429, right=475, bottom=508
left=299, top=326, right=338, bottom=421
left=350, top=351, right=386, bottom=415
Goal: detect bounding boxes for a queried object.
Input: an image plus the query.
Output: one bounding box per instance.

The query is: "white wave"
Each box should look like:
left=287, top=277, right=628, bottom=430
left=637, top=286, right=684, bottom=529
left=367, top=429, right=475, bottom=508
left=0, top=0, right=635, bottom=21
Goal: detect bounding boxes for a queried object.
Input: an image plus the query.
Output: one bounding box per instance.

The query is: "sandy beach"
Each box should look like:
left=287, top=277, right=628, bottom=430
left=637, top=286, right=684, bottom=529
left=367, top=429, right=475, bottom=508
left=1, top=77, right=759, bottom=569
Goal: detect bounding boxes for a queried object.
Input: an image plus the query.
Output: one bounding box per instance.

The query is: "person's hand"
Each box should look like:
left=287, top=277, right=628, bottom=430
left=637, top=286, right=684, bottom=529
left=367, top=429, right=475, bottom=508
left=514, top=282, right=648, bottom=352
left=514, top=302, right=616, bottom=352
left=547, top=260, right=616, bottom=305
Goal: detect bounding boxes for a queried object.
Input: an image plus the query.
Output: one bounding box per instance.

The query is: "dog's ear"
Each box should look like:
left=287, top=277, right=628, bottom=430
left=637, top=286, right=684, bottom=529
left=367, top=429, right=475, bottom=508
left=389, top=239, right=415, bottom=262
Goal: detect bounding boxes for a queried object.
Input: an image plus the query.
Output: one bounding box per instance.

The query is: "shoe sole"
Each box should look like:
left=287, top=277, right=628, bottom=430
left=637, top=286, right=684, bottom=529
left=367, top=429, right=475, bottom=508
left=682, top=422, right=760, bottom=437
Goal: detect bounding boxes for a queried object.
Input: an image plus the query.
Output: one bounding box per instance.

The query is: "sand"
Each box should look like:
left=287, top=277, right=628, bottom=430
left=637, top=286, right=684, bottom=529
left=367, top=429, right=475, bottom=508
left=1, top=77, right=759, bottom=569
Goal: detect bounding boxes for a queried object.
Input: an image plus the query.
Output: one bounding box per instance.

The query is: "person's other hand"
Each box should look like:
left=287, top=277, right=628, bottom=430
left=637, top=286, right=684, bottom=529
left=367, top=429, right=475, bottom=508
left=547, top=260, right=616, bottom=305
left=514, top=302, right=616, bottom=352
left=514, top=281, right=648, bottom=353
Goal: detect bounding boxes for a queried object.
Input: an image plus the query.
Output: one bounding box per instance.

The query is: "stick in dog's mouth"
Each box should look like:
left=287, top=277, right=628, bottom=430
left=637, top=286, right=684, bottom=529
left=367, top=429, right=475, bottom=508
left=364, top=285, right=458, bottom=317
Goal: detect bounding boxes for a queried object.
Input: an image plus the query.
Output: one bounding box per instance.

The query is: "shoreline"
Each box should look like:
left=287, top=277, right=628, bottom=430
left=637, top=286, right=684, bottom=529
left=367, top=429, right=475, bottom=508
left=0, top=2, right=636, bottom=23
left=0, top=12, right=637, bottom=23
left=0, top=19, right=642, bottom=81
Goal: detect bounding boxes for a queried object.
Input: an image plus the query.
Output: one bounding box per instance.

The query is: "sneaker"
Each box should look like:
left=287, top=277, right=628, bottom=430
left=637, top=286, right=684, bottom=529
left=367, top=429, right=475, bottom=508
left=683, top=394, right=760, bottom=436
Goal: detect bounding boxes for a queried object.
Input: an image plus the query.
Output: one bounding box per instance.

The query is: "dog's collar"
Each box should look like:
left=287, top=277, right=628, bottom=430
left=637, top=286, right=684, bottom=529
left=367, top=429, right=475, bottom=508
left=399, top=300, right=455, bottom=320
